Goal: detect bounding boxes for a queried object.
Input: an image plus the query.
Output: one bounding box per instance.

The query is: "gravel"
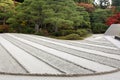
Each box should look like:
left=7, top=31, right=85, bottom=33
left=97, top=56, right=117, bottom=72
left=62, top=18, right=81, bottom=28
left=60, top=41, right=120, bottom=55
left=7, top=34, right=116, bottom=72
left=2, top=35, right=93, bottom=74
left=12, top=34, right=120, bottom=68
left=82, top=40, right=116, bottom=47
left=0, top=44, right=27, bottom=73
left=0, top=36, right=60, bottom=74
left=0, top=33, right=120, bottom=80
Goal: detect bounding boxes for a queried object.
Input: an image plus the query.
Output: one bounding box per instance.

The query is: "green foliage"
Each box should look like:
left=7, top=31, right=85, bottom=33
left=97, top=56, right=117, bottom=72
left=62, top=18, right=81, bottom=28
left=116, top=6, right=120, bottom=13
left=52, top=29, right=89, bottom=37
left=91, top=23, right=108, bottom=33
left=76, top=29, right=89, bottom=36
left=74, top=0, right=93, bottom=4
left=64, top=33, right=82, bottom=40
left=112, top=0, right=120, bottom=6
left=7, top=16, right=24, bottom=33
left=60, top=30, right=76, bottom=36
left=91, top=9, right=113, bottom=23
left=0, top=0, right=15, bottom=25
left=90, top=9, right=112, bottom=33
left=77, top=7, right=91, bottom=28
left=2, top=0, right=113, bottom=37
left=8, top=0, right=87, bottom=34
left=44, top=0, right=84, bottom=32
left=52, top=30, right=76, bottom=36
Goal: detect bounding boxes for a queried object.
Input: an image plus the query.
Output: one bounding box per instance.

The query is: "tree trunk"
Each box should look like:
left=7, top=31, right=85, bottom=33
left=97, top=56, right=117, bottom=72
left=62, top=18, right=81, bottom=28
left=55, top=26, right=58, bottom=32
left=35, top=24, right=39, bottom=33
left=3, top=18, right=6, bottom=25
left=54, top=23, right=58, bottom=32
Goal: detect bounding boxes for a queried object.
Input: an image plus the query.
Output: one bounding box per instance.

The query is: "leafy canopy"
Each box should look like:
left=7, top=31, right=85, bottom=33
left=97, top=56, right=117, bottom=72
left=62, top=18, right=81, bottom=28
left=8, top=0, right=88, bottom=33
left=0, top=0, right=15, bottom=25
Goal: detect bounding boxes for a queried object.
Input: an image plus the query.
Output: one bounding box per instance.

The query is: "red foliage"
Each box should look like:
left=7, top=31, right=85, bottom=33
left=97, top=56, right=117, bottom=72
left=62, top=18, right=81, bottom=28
left=77, top=3, right=95, bottom=12
left=106, top=13, right=120, bottom=26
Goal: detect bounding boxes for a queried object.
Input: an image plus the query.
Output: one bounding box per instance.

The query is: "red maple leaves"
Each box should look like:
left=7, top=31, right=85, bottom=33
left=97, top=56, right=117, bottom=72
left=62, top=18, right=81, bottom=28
left=106, top=13, right=120, bottom=26
left=77, top=3, right=95, bottom=12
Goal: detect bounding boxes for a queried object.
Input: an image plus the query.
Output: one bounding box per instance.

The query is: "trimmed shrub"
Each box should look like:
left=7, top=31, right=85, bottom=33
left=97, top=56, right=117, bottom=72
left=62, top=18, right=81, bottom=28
left=64, top=34, right=83, bottom=40
left=76, top=29, right=89, bottom=36
left=52, top=30, right=76, bottom=36
left=60, top=30, right=76, bottom=36
left=91, top=23, right=108, bottom=33
left=52, top=29, right=90, bottom=38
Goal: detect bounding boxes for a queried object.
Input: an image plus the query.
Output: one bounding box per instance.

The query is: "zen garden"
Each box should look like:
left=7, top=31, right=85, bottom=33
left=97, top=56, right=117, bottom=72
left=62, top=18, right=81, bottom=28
left=0, top=0, right=120, bottom=80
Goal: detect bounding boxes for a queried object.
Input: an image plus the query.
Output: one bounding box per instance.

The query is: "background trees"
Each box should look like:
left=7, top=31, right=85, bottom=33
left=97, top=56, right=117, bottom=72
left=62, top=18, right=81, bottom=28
left=0, top=0, right=15, bottom=32
left=0, top=0, right=15, bottom=25
left=90, top=9, right=113, bottom=33
left=74, top=0, right=93, bottom=4
left=112, top=0, right=120, bottom=13
left=112, top=0, right=120, bottom=6
left=8, top=0, right=89, bottom=34
left=44, top=0, right=86, bottom=32
left=1, top=0, right=120, bottom=39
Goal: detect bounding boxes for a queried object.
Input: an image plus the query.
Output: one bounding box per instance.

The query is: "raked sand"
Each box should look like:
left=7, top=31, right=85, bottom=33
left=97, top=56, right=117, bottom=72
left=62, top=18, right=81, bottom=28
left=0, top=33, right=120, bottom=80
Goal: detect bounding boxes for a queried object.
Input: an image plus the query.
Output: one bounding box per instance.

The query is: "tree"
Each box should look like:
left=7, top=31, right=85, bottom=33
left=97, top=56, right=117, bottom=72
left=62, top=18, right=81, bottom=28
left=77, top=2, right=95, bottom=12
left=106, top=12, right=120, bottom=26
left=74, top=0, right=93, bottom=4
left=111, top=0, right=120, bottom=13
left=91, top=9, right=112, bottom=23
left=8, top=0, right=86, bottom=33
left=76, top=7, right=91, bottom=28
left=91, top=9, right=112, bottom=33
left=112, top=0, right=120, bottom=6
left=8, top=0, right=47, bottom=33
left=44, top=0, right=84, bottom=32
left=0, top=0, right=15, bottom=25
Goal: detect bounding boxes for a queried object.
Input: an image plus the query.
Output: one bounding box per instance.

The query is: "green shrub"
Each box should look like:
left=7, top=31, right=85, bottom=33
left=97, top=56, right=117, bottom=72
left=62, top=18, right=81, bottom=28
left=64, top=34, right=83, bottom=40
left=52, top=31, right=62, bottom=36
left=91, top=23, right=108, bottom=33
left=60, top=30, right=76, bottom=36
left=76, top=29, right=89, bottom=36
left=22, top=27, right=35, bottom=34
left=52, top=30, right=76, bottom=36
left=52, top=29, right=90, bottom=38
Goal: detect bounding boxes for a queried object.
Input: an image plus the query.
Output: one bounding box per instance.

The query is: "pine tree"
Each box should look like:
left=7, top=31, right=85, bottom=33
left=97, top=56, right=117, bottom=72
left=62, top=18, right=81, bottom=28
left=8, top=0, right=89, bottom=33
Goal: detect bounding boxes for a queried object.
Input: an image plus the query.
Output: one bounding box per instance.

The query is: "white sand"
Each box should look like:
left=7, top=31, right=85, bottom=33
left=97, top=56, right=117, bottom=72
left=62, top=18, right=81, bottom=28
left=17, top=34, right=120, bottom=61
left=7, top=34, right=115, bottom=72
left=0, top=36, right=61, bottom=74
